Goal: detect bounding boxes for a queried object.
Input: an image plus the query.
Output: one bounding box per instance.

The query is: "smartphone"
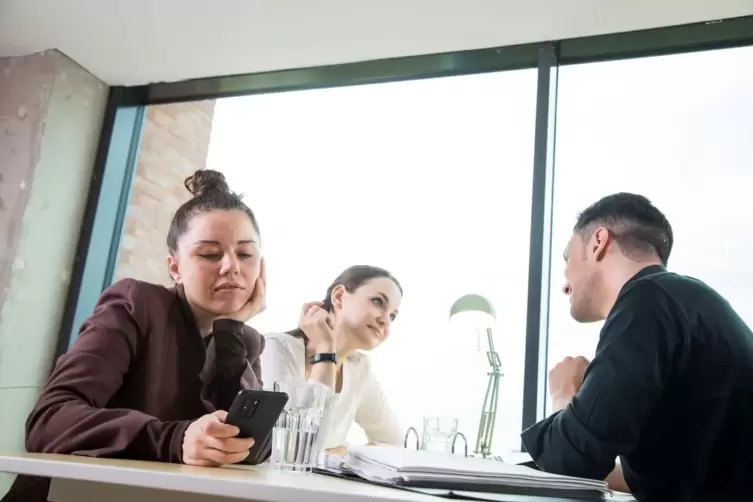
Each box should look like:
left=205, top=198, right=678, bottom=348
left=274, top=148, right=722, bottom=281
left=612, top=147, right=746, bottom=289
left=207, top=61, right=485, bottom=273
left=226, top=389, right=289, bottom=464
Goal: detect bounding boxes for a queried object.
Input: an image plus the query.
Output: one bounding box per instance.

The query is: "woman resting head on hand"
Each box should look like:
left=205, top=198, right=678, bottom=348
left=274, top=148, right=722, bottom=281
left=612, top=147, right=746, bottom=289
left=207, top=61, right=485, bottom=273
left=6, top=169, right=266, bottom=502
left=261, top=265, right=404, bottom=453
left=167, top=170, right=266, bottom=332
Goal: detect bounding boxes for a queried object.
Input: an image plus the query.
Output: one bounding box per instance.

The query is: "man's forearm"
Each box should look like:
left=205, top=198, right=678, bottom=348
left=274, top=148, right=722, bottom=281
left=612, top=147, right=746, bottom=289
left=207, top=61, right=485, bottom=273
left=551, top=391, right=576, bottom=413
left=520, top=410, right=617, bottom=481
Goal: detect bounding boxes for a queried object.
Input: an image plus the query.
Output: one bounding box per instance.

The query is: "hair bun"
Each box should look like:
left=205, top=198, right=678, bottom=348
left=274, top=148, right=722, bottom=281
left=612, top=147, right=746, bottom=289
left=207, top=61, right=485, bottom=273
left=184, top=169, right=231, bottom=198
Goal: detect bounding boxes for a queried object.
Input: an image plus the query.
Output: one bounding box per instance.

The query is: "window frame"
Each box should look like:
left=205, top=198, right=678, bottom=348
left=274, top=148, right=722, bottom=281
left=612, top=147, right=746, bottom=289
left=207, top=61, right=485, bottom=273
left=57, top=16, right=753, bottom=448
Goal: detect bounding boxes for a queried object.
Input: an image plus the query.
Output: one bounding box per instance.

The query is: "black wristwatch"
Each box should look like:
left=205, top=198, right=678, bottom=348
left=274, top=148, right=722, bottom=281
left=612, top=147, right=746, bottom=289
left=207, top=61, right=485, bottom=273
left=310, top=353, right=337, bottom=366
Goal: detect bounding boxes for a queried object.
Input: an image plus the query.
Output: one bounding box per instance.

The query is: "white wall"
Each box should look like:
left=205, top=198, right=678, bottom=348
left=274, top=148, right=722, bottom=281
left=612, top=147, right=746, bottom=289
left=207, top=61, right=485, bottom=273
left=0, top=50, right=107, bottom=495
left=1, top=0, right=752, bottom=85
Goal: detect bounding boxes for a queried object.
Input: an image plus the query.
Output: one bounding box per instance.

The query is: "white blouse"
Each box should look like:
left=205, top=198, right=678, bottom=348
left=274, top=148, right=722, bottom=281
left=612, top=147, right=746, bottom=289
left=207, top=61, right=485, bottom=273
left=260, top=332, right=403, bottom=450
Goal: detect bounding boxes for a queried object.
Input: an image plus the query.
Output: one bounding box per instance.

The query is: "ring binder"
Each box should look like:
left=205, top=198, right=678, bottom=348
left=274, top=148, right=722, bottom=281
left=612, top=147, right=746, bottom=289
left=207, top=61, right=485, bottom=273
left=403, top=427, right=469, bottom=457
left=451, top=431, right=468, bottom=457
left=403, top=426, right=419, bottom=450
left=330, top=444, right=611, bottom=499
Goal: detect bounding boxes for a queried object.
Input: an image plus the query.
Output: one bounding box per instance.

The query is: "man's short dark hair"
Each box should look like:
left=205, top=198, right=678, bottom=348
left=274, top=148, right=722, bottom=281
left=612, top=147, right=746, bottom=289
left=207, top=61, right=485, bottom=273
left=574, top=193, right=673, bottom=266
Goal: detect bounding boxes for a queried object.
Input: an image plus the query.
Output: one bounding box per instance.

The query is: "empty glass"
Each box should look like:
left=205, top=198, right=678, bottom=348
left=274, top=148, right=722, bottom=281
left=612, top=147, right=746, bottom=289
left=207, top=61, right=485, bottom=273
left=421, top=416, right=459, bottom=453
left=270, top=382, right=327, bottom=471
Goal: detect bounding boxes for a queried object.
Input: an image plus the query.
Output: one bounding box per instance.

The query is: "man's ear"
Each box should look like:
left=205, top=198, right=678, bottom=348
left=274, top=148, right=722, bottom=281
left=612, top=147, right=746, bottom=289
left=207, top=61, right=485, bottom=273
left=331, top=284, right=347, bottom=310
left=167, top=255, right=181, bottom=283
left=591, top=226, right=611, bottom=262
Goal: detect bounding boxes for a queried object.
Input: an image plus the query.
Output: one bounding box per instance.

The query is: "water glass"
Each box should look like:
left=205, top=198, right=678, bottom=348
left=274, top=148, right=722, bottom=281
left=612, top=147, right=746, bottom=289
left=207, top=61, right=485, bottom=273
left=421, top=416, right=459, bottom=453
left=270, top=382, right=327, bottom=471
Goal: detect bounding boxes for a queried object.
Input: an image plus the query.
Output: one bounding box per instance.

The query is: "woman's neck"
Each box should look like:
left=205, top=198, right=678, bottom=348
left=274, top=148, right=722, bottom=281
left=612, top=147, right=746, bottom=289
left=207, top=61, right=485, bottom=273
left=187, top=300, right=215, bottom=337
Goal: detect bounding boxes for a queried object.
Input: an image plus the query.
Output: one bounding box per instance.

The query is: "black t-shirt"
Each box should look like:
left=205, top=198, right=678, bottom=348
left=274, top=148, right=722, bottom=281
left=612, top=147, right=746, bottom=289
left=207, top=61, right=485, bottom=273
left=521, top=265, right=753, bottom=502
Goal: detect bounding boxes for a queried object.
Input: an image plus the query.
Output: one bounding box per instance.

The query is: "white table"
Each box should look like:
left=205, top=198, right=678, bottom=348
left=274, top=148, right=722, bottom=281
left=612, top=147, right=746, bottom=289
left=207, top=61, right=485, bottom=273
left=0, top=453, right=440, bottom=502
left=0, top=452, right=633, bottom=502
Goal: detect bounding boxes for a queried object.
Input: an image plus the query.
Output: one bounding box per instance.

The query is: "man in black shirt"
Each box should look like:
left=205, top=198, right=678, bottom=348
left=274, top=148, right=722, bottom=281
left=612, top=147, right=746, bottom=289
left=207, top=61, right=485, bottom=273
left=521, top=193, right=753, bottom=502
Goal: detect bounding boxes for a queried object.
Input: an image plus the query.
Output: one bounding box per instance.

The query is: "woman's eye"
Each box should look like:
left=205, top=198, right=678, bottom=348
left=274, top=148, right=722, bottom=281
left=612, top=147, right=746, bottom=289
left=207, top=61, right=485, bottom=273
left=371, top=297, right=383, bottom=307
left=390, top=314, right=397, bottom=322
left=199, top=254, right=221, bottom=261
left=238, top=253, right=254, bottom=259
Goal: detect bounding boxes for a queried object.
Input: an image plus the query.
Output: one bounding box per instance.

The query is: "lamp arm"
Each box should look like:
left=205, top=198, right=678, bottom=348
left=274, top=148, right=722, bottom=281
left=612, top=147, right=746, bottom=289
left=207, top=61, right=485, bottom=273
left=475, top=327, right=502, bottom=457
left=485, top=328, right=497, bottom=353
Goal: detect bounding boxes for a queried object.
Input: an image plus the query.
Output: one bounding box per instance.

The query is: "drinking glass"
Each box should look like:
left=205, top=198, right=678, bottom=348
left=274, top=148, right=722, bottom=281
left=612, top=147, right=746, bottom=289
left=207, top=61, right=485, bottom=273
left=269, top=382, right=327, bottom=471
left=421, top=416, right=459, bottom=453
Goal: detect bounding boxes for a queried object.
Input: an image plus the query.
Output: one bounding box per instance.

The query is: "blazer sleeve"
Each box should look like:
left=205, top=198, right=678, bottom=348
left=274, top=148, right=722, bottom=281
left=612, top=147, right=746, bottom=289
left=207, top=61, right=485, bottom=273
left=241, top=326, right=265, bottom=390
left=208, top=320, right=266, bottom=409
left=25, top=279, right=190, bottom=462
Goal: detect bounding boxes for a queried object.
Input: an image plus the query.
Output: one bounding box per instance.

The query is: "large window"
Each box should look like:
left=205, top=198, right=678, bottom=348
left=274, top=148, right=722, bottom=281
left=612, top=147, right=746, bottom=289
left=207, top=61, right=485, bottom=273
left=207, top=72, right=538, bottom=454
left=545, top=45, right=753, bottom=412
left=60, top=16, right=753, bottom=456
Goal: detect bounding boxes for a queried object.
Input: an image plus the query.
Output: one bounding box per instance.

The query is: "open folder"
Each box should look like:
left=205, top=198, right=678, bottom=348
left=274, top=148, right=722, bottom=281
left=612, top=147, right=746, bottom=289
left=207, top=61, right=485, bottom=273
left=316, top=446, right=617, bottom=501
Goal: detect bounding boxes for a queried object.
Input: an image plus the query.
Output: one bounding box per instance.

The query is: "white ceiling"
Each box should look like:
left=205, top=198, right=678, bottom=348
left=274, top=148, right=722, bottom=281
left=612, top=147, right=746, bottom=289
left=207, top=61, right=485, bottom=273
left=1, top=0, right=752, bottom=86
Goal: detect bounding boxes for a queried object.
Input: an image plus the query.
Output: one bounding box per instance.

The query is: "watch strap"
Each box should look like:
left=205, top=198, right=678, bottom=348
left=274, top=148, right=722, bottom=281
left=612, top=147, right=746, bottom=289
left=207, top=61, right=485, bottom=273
left=310, top=352, right=337, bottom=366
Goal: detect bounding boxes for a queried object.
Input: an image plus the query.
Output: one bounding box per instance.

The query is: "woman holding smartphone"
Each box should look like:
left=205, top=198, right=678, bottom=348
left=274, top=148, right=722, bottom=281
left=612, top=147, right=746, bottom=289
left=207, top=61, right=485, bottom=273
left=5, top=170, right=266, bottom=502
left=261, top=265, right=404, bottom=453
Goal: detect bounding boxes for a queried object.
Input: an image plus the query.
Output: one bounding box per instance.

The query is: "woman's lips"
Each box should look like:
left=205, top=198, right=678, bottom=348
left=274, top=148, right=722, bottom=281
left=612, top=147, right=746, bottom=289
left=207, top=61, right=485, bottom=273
left=214, top=284, right=243, bottom=293
left=368, top=325, right=383, bottom=339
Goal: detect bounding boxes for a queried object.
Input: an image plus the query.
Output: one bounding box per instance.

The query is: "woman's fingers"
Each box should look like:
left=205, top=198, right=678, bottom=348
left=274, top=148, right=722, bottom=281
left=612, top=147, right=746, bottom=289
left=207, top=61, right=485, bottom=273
left=203, top=419, right=240, bottom=439
left=200, top=445, right=250, bottom=465
left=201, top=434, right=255, bottom=454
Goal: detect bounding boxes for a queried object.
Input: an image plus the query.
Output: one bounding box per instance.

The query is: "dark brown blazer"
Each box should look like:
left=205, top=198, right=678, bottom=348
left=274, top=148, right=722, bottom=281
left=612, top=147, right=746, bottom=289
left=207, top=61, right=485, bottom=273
left=3, top=278, right=265, bottom=502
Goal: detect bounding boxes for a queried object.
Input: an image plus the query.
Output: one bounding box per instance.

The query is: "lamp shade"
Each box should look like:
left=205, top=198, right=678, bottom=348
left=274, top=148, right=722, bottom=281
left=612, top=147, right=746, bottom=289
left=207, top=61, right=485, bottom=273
left=449, top=294, right=496, bottom=331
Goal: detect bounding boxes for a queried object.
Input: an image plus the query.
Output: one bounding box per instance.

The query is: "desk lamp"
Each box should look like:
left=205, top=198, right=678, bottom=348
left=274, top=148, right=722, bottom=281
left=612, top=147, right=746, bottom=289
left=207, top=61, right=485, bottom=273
left=449, top=294, right=501, bottom=458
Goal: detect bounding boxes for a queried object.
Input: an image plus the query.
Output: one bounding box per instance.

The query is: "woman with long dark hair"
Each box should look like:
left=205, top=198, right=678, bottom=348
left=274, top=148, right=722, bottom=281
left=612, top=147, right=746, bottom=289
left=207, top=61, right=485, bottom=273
left=261, top=265, right=403, bottom=453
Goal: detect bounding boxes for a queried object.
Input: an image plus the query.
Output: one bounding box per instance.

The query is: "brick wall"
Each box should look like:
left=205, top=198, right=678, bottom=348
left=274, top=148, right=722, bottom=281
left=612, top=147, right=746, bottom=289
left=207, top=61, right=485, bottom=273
left=114, top=100, right=216, bottom=285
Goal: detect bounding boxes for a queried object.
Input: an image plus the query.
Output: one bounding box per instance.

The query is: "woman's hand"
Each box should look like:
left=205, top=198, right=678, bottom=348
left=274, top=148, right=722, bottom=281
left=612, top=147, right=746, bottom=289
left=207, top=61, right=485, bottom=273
left=182, top=410, right=255, bottom=467
left=325, top=443, right=376, bottom=456
left=299, top=301, right=335, bottom=353
left=227, top=258, right=266, bottom=323
left=325, top=445, right=348, bottom=456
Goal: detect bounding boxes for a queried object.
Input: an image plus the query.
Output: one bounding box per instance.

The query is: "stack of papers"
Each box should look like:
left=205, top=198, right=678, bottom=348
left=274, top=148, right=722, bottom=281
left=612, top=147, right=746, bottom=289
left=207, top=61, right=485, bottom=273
left=333, top=446, right=610, bottom=498
left=316, top=452, right=346, bottom=474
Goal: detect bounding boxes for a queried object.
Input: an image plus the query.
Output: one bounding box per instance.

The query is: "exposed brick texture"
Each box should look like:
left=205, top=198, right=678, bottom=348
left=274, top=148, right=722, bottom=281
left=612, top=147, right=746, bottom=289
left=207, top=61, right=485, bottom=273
left=114, top=100, right=216, bottom=285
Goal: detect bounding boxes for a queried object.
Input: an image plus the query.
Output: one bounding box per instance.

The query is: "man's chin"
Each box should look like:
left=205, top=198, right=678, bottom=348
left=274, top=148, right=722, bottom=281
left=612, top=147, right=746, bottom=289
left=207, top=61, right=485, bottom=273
left=571, top=307, right=601, bottom=324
